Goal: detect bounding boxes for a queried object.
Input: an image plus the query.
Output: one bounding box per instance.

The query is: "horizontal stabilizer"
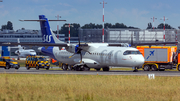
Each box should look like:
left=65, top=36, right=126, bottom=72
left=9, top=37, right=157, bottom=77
left=19, top=20, right=66, bottom=22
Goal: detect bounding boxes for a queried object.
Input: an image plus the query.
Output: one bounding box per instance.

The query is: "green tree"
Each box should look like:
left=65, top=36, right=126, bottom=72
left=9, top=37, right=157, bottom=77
left=1, top=25, right=7, bottom=31
left=104, top=23, right=112, bottom=28
left=60, top=23, right=80, bottom=37
left=1, top=21, right=13, bottom=30
left=157, top=23, right=174, bottom=29
left=146, top=22, right=152, bottom=29
left=7, top=21, right=13, bottom=30
left=112, top=23, right=127, bottom=28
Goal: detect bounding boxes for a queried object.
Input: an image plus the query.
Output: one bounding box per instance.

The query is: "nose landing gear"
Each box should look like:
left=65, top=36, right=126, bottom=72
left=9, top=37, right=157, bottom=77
left=133, top=66, right=139, bottom=72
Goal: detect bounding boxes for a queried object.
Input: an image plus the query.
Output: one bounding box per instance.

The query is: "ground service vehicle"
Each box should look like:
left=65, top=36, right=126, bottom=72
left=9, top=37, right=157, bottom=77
left=25, top=56, right=50, bottom=70
left=137, top=46, right=180, bottom=71
left=0, top=57, right=20, bottom=69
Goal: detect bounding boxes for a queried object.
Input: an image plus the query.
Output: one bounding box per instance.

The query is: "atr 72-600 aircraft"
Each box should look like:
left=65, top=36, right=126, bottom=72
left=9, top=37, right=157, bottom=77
left=5, top=15, right=177, bottom=71
left=18, top=15, right=144, bottom=71
left=3, top=15, right=177, bottom=71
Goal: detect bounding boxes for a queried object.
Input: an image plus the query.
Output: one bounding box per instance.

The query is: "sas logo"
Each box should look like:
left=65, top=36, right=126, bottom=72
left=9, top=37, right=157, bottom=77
left=43, top=35, right=52, bottom=42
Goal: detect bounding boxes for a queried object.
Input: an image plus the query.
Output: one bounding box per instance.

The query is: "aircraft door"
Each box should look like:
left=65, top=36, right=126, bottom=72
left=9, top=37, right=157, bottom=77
left=114, top=50, right=122, bottom=65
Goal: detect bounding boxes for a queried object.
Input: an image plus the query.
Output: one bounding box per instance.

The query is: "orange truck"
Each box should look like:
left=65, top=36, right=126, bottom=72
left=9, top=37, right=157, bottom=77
left=137, top=46, right=180, bottom=71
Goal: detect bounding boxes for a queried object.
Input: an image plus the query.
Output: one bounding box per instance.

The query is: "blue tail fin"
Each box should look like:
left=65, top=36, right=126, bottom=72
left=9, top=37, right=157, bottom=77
left=39, top=15, right=63, bottom=43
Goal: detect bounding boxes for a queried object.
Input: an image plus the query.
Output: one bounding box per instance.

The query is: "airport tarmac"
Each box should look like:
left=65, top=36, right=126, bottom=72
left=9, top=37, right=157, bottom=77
left=0, top=67, right=180, bottom=76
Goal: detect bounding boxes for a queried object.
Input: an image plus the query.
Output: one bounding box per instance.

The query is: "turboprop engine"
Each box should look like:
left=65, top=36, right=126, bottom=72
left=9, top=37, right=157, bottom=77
left=65, top=44, right=77, bottom=53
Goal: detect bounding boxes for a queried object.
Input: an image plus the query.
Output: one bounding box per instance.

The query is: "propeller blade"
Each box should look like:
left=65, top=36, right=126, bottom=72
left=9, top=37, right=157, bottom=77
left=69, top=53, right=76, bottom=58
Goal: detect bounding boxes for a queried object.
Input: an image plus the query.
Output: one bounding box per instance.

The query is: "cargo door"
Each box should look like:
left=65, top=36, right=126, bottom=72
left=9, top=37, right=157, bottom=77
left=144, top=48, right=167, bottom=62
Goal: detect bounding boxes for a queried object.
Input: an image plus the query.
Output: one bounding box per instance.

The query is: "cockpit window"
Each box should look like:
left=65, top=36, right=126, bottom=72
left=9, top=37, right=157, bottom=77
left=123, top=50, right=141, bottom=55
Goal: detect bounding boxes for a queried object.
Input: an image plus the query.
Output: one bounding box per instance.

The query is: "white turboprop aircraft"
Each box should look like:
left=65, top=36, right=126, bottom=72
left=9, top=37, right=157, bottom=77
left=10, top=39, right=36, bottom=58
left=3, top=15, right=177, bottom=71
left=19, top=15, right=145, bottom=71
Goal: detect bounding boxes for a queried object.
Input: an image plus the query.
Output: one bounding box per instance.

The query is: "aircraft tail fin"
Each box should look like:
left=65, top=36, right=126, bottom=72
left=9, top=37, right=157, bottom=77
left=20, top=15, right=66, bottom=44
left=17, top=38, right=22, bottom=49
left=39, top=15, right=65, bottom=44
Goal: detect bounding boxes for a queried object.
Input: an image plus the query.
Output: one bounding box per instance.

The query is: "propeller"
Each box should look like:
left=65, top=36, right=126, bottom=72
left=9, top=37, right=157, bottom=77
left=69, top=34, right=91, bottom=63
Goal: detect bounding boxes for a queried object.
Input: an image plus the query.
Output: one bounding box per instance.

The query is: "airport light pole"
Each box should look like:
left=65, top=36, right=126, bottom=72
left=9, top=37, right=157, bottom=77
left=100, top=1, right=107, bottom=43
left=151, top=17, right=157, bottom=29
left=65, top=24, right=74, bottom=44
left=160, top=16, right=168, bottom=42
left=55, top=15, right=61, bottom=39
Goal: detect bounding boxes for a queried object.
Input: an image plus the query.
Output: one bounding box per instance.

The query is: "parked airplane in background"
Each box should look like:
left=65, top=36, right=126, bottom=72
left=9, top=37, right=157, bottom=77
left=10, top=39, right=36, bottom=58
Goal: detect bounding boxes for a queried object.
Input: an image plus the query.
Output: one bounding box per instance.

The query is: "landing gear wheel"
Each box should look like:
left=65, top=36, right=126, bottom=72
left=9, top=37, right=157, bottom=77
left=26, top=65, right=30, bottom=70
left=5, top=65, right=10, bottom=69
left=46, top=67, right=49, bottom=70
left=103, top=67, right=109, bottom=71
left=84, top=65, right=90, bottom=71
left=74, top=66, right=81, bottom=71
left=80, top=65, right=85, bottom=71
left=178, top=65, right=180, bottom=71
left=62, top=64, right=68, bottom=70
left=15, top=66, right=20, bottom=70
left=68, top=65, right=72, bottom=71
left=143, top=65, right=150, bottom=71
left=159, top=68, right=165, bottom=71
left=36, top=66, right=39, bottom=70
left=151, top=65, right=158, bottom=71
left=133, top=67, right=138, bottom=72
left=95, top=68, right=101, bottom=71
left=133, top=69, right=138, bottom=72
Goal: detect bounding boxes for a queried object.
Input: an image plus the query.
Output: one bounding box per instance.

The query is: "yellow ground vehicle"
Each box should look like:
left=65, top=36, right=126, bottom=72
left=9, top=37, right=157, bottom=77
left=0, top=57, right=20, bottom=69
left=25, top=56, right=50, bottom=70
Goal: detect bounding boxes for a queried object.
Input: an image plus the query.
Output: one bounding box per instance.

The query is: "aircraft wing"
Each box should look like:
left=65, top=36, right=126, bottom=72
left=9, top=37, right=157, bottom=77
left=0, top=42, right=68, bottom=47
left=19, top=20, right=66, bottom=22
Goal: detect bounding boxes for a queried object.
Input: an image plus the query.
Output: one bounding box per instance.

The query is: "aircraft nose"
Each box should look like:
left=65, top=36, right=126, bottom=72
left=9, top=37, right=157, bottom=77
left=136, top=56, right=145, bottom=66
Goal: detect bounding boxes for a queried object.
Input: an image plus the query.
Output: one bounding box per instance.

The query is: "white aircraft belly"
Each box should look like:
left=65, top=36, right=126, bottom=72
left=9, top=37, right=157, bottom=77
left=81, top=58, right=100, bottom=68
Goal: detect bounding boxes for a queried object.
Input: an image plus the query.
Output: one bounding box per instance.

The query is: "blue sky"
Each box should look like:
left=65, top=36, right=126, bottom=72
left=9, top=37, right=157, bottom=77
left=0, top=0, right=180, bottom=31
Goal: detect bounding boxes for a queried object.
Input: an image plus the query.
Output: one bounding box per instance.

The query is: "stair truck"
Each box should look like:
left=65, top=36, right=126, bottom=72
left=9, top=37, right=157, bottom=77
left=137, top=46, right=180, bottom=71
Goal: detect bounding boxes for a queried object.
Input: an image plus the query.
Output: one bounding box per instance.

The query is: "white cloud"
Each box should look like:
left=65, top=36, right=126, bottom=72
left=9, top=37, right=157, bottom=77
left=104, top=8, right=150, bottom=29
left=59, top=3, right=71, bottom=7
left=0, top=10, right=9, bottom=16
left=152, top=3, right=171, bottom=10
left=0, top=5, right=4, bottom=8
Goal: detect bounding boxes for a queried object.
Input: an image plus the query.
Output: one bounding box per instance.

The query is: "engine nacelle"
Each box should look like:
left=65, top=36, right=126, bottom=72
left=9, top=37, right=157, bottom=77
left=15, top=50, right=19, bottom=54
left=65, top=44, right=77, bottom=53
